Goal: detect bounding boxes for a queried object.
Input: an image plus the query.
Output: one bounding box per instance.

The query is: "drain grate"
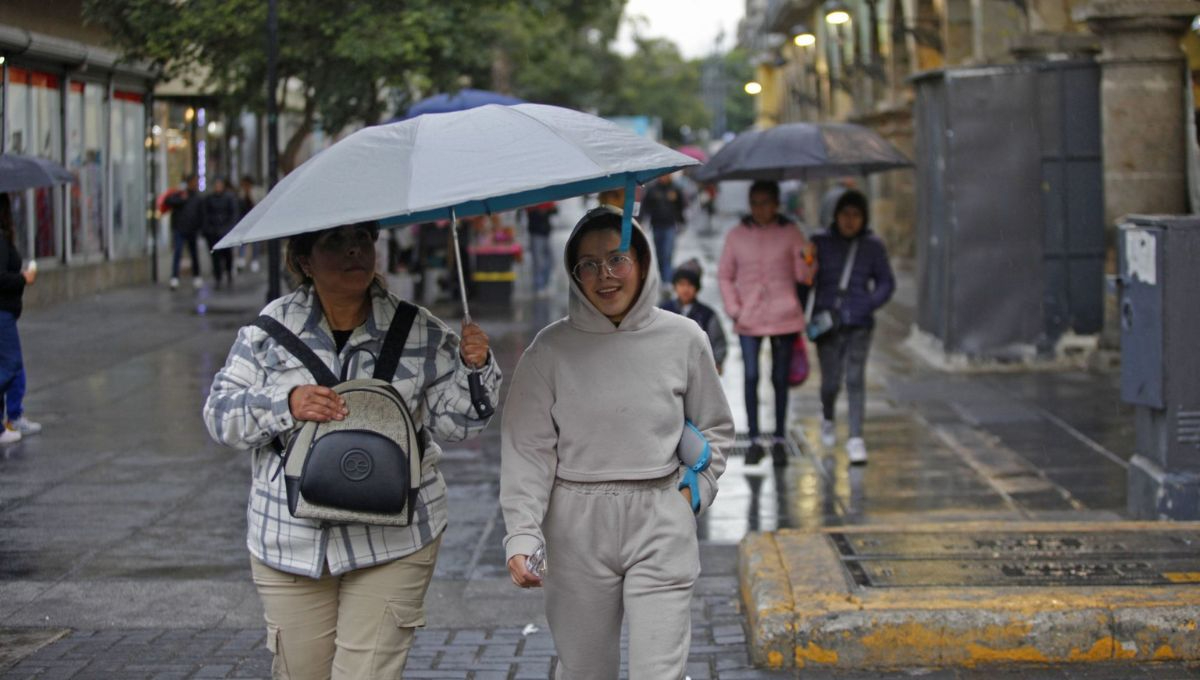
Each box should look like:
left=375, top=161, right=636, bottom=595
left=829, top=529, right=1200, bottom=588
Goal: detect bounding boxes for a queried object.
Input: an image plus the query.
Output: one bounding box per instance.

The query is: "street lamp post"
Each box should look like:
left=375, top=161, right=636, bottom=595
left=265, top=0, right=281, bottom=302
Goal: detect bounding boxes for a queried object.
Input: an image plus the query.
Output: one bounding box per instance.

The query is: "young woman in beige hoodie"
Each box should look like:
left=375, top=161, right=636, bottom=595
left=500, top=207, right=735, bottom=679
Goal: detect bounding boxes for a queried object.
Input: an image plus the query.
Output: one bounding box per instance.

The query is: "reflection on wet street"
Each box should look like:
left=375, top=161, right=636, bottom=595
left=664, top=210, right=1133, bottom=543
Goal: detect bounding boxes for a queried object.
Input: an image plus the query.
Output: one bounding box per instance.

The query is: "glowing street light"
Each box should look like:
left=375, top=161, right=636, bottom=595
left=824, top=1, right=852, bottom=24
left=794, top=33, right=817, bottom=47
left=744, top=81, right=763, bottom=95
left=826, top=9, right=851, bottom=24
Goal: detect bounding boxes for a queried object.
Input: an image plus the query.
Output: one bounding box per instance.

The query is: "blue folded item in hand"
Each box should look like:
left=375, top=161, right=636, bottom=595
left=676, top=419, right=711, bottom=514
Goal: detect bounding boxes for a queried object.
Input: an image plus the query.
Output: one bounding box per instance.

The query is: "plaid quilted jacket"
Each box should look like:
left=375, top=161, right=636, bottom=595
left=203, top=281, right=501, bottom=578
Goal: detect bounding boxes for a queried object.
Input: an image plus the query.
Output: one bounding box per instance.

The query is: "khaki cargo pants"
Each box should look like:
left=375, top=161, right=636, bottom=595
left=249, top=535, right=440, bottom=680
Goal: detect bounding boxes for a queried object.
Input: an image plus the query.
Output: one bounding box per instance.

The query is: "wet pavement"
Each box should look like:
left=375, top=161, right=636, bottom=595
left=1, top=201, right=1196, bottom=678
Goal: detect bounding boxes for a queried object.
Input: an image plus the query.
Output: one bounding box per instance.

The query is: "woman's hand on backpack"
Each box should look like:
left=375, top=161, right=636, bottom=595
left=289, top=385, right=348, bottom=422
left=507, top=555, right=543, bottom=589
left=460, top=322, right=490, bottom=368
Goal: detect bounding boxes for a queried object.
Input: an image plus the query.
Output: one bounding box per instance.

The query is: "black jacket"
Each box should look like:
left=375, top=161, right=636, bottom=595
left=0, top=236, right=27, bottom=319
left=202, top=191, right=241, bottom=241
left=165, top=189, right=204, bottom=236
left=639, top=181, right=686, bottom=230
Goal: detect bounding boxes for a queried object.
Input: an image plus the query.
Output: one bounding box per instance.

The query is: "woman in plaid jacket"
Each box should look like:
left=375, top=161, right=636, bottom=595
left=203, top=221, right=500, bottom=679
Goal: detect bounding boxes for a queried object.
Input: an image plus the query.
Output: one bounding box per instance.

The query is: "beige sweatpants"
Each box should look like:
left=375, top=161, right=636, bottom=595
left=249, top=535, right=441, bottom=680
left=543, top=475, right=700, bottom=680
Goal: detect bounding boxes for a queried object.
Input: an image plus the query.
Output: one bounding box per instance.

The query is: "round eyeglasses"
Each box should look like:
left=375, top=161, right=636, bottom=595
left=572, top=253, right=636, bottom=282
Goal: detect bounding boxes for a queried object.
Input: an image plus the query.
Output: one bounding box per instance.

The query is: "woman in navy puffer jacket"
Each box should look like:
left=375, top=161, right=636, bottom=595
left=809, top=189, right=894, bottom=465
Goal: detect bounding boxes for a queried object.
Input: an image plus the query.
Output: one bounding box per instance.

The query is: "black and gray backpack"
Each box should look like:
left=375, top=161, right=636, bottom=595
left=255, top=302, right=424, bottom=527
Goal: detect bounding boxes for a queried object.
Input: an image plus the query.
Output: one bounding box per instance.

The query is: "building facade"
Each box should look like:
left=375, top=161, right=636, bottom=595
left=1, top=1, right=158, bottom=306
left=743, top=0, right=1095, bottom=256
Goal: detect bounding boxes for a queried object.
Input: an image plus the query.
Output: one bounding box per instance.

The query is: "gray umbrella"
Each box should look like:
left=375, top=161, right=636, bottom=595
left=692, top=122, right=911, bottom=183
left=0, top=153, right=76, bottom=193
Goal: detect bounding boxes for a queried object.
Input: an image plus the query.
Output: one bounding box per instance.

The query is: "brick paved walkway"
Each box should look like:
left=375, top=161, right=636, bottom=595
left=2, top=576, right=795, bottom=680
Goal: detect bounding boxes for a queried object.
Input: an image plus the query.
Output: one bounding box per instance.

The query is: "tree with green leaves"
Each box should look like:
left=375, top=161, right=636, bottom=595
left=84, top=0, right=621, bottom=172
left=599, top=37, right=710, bottom=146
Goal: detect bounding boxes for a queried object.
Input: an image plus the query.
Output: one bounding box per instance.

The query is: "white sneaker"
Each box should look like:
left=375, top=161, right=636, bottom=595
left=0, top=427, right=21, bottom=445
left=169, top=277, right=180, bottom=290
left=9, top=417, right=41, bottom=436
left=192, top=277, right=203, bottom=289
left=847, top=437, right=868, bottom=465
left=820, top=419, right=836, bottom=447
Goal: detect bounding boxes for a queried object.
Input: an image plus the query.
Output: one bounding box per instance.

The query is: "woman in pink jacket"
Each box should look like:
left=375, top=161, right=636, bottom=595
left=718, top=180, right=815, bottom=462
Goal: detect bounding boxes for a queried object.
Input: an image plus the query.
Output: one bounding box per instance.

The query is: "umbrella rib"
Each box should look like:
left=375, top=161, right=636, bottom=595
left=505, top=106, right=610, bottom=177
left=404, top=114, right=425, bottom=218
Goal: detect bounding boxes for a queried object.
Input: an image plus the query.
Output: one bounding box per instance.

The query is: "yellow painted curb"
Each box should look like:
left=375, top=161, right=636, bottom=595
left=739, top=522, right=1200, bottom=670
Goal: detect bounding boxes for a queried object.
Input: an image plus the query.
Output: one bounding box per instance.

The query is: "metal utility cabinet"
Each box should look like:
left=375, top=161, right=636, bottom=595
left=1119, top=215, right=1200, bottom=520
left=913, top=60, right=1105, bottom=358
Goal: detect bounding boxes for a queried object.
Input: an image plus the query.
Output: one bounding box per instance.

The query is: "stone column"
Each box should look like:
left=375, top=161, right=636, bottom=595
left=1077, top=0, right=1200, bottom=348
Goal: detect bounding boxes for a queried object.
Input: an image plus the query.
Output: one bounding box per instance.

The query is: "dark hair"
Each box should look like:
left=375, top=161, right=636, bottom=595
left=286, top=221, right=381, bottom=286
left=749, top=180, right=780, bottom=204
left=672, top=267, right=701, bottom=290
left=833, top=189, right=870, bottom=228
left=0, top=194, right=13, bottom=245
left=566, top=208, right=651, bottom=274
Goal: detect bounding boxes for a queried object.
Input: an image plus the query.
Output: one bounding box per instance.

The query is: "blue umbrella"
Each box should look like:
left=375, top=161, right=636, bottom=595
left=405, top=88, right=524, bottom=118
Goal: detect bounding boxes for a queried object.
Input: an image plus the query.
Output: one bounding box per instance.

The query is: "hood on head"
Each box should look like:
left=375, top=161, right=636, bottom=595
left=563, top=206, right=660, bottom=333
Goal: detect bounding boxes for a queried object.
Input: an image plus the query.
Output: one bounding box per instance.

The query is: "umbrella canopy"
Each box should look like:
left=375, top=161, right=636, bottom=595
left=0, top=153, right=75, bottom=193
left=405, top=88, right=524, bottom=118
left=676, top=145, right=708, bottom=163
left=216, top=103, right=698, bottom=251
left=692, top=122, right=911, bottom=183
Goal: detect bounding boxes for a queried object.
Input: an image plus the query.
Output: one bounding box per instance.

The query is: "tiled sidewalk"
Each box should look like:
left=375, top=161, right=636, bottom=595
left=1, top=576, right=790, bottom=679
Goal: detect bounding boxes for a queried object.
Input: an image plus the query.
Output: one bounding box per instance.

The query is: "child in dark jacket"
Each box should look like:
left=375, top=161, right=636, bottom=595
left=661, top=259, right=727, bottom=374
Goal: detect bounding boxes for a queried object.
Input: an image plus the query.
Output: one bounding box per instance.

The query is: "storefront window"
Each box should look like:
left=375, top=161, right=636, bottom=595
left=112, top=92, right=147, bottom=258
left=5, top=69, right=32, bottom=259
left=68, top=81, right=106, bottom=259
left=27, top=70, right=62, bottom=260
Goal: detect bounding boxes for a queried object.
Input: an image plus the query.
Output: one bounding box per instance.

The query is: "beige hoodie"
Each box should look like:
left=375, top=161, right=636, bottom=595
left=500, top=214, right=735, bottom=561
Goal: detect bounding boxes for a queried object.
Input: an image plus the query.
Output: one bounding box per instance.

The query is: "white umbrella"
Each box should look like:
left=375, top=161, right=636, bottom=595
left=217, top=103, right=696, bottom=418
left=215, top=103, right=698, bottom=251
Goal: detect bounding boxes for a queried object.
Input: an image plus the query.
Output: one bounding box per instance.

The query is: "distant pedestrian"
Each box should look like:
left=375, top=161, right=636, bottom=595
left=810, top=189, right=895, bottom=465
left=0, top=194, right=40, bottom=445
left=661, top=258, right=727, bottom=374
left=502, top=208, right=733, bottom=679
left=202, top=177, right=239, bottom=289
left=718, top=180, right=815, bottom=464
left=524, top=201, right=557, bottom=297
left=202, top=220, right=500, bottom=678
left=165, top=173, right=204, bottom=290
left=818, top=177, right=857, bottom=232
left=638, top=173, right=687, bottom=288
left=236, top=175, right=261, bottom=273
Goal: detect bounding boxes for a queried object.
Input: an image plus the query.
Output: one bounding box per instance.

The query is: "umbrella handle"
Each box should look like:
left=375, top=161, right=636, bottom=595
left=468, top=371, right=495, bottom=419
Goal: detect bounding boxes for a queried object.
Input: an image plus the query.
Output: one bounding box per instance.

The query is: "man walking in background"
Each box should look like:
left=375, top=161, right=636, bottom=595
left=639, top=172, right=687, bottom=291
left=165, top=174, right=204, bottom=290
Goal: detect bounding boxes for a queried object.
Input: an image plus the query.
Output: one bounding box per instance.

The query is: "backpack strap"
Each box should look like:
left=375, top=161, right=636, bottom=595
left=374, top=302, right=418, bottom=381
left=253, top=316, right=339, bottom=388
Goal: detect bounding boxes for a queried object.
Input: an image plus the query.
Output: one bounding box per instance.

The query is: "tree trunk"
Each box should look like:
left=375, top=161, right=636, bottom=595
left=491, top=47, right=513, bottom=94
left=280, top=88, right=317, bottom=175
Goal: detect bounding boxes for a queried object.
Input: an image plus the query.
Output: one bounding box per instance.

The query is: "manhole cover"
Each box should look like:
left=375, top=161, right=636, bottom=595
left=829, top=529, right=1200, bottom=588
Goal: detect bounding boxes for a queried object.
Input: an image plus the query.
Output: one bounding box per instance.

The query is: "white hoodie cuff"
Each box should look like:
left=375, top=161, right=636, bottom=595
left=505, top=533, right=543, bottom=563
